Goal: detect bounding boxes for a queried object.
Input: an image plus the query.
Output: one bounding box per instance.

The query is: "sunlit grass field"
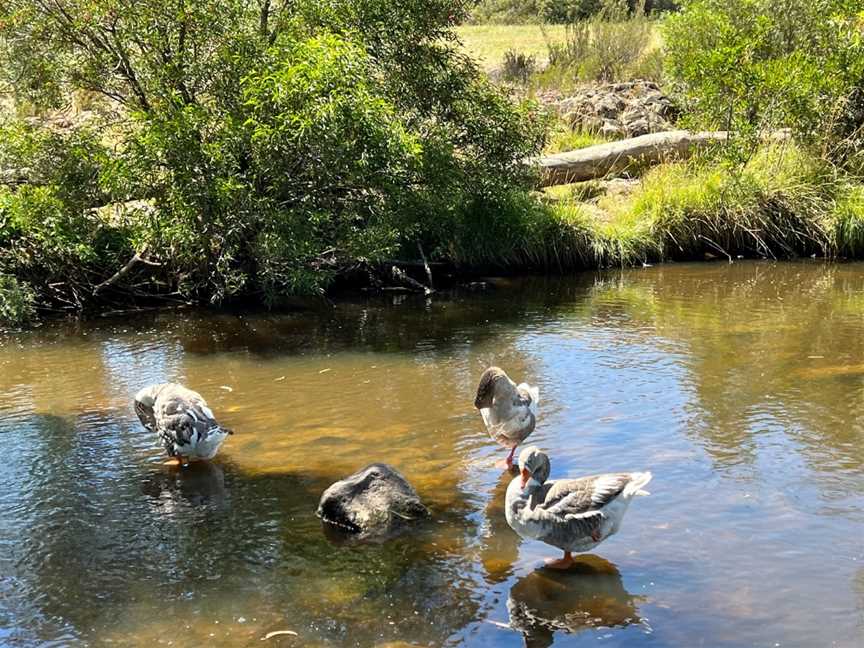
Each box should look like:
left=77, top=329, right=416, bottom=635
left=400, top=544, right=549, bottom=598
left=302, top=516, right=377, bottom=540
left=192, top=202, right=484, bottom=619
left=454, top=24, right=567, bottom=71
left=455, top=23, right=662, bottom=72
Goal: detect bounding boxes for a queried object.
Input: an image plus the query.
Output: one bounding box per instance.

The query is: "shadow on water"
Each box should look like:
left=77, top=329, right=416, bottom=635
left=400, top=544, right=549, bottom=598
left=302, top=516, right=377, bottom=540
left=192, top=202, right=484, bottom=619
left=507, top=556, right=642, bottom=648
left=0, top=275, right=599, bottom=362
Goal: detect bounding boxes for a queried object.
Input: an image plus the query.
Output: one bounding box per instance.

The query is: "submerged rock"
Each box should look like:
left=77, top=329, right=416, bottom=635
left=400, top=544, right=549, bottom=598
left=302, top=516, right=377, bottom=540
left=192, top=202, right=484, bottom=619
left=316, top=463, right=428, bottom=542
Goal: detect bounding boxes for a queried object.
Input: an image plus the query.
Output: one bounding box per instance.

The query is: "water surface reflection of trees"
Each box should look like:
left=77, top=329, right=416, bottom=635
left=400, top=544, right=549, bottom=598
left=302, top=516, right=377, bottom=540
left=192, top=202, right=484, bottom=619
left=581, top=262, right=864, bottom=481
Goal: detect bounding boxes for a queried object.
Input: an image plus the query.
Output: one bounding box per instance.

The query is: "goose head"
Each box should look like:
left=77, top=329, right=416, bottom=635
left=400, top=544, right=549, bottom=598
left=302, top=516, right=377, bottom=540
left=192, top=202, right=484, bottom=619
left=517, top=446, right=551, bottom=495
left=134, top=384, right=160, bottom=409
left=474, top=366, right=510, bottom=409
left=134, top=384, right=163, bottom=430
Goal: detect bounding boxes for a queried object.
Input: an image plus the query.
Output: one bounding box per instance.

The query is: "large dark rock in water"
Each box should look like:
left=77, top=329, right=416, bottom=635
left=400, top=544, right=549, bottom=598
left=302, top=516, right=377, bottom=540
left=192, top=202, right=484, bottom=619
left=316, top=463, right=428, bottom=541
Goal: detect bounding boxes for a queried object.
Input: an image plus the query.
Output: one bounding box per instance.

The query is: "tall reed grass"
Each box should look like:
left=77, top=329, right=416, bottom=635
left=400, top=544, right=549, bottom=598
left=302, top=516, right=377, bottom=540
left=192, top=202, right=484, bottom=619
left=449, top=143, right=864, bottom=270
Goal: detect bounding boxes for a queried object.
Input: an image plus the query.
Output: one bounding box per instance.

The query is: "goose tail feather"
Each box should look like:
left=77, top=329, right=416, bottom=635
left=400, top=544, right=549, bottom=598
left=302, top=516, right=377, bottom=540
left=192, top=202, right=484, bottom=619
left=624, top=471, right=652, bottom=497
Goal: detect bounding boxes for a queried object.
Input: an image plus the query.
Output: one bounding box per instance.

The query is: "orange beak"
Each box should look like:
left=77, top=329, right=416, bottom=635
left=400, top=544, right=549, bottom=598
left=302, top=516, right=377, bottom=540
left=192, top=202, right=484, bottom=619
left=520, top=468, right=530, bottom=489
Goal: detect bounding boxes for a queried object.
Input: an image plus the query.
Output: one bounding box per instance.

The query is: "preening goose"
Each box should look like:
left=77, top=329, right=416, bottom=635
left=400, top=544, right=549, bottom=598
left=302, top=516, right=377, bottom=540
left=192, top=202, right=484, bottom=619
left=474, top=366, right=539, bottom=469
left=505, top=446, right=652, bottom=569
left=134, top=383, right=232, bottom=465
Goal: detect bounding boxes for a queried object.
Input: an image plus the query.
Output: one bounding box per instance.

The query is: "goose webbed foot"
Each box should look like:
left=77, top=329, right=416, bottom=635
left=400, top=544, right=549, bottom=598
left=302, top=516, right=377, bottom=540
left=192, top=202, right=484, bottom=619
left=495, top=446, right=519, bottom=472
left=544, top=551, right=575, bottom=570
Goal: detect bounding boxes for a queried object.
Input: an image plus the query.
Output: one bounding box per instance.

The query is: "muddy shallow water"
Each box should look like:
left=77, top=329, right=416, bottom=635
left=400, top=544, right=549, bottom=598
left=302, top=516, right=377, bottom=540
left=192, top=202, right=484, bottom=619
left=1, top=261, right=862, bottom=647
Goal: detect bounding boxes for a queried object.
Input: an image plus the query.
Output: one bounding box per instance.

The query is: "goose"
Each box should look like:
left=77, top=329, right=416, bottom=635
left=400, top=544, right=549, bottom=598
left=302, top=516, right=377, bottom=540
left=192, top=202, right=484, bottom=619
left=474, top=367, right=539, bottom=469
left=506, top=446, right=652, bottom=569
left=134, top=383, right=232, bottom=465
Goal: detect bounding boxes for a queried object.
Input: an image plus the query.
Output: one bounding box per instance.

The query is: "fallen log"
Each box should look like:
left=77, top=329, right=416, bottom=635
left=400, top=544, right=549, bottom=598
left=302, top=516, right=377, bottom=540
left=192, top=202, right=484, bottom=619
left=534, top=130, right=729, bottom=187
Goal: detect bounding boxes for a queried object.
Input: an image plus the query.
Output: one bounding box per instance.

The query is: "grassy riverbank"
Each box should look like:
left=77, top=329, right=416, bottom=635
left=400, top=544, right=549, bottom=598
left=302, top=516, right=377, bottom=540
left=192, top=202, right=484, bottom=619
left=2, top=0, right=864, bottom=327
left=454, top=143, right=864, bottom=270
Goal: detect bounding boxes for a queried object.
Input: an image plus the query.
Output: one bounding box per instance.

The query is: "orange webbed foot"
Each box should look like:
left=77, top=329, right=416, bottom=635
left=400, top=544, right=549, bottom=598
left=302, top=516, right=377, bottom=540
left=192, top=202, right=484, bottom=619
left=544, top=552, right=575, bottom=570
left=494, top=458, right=517, bottom=471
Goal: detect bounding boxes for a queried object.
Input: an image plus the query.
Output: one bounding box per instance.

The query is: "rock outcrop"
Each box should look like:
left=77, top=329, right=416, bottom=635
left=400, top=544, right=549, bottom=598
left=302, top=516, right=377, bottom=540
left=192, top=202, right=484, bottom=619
left=551, top=80, right=678, bottom=138
left=316, top=463, right=429, bottom=542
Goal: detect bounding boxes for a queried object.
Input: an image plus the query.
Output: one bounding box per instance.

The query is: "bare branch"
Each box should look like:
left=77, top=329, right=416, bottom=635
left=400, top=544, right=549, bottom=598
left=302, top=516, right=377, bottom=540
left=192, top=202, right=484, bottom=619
left=93, top=247, right=161, bottom=295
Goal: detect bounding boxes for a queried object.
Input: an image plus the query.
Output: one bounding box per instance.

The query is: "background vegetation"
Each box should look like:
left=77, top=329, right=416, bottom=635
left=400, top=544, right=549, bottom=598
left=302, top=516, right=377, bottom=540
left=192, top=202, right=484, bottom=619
left=0, top=0, right=545, bottom=322
left=665, top=0, right=864, bottom=163
left=470, top=0, right=678, bottom=24
left=1, top=0, right=864, bottom=326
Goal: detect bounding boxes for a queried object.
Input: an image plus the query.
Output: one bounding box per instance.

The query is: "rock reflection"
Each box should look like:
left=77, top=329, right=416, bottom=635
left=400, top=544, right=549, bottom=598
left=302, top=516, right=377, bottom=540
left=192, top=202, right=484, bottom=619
left=507, top=556, right=640, bottom=648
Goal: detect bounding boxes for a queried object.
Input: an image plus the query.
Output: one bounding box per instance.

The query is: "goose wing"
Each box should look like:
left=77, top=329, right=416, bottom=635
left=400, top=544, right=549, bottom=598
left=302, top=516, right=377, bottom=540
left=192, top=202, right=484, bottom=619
left=540, top=473, right=631, bottom=520
left=521, top=474, right=631, bottom=545
left=154, top=386, right=221, bottom=445
left=483, top=383, right=538, bottom=444
left=516, top=382, right=539, bottom=417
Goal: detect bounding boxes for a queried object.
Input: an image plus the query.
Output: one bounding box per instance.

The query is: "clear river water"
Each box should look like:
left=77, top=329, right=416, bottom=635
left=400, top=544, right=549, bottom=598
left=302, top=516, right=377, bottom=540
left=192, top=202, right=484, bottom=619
left=1, top=260, right=862, bottom=647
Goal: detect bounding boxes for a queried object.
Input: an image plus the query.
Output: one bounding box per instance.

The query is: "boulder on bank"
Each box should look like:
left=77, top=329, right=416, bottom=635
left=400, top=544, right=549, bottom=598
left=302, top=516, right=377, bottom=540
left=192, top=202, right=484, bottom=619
left=316, top=463, right=429, bottom=542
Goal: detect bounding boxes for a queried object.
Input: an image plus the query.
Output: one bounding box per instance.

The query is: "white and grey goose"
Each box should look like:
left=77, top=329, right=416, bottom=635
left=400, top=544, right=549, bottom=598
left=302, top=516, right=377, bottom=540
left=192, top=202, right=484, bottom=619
left=506, top=446, right=652, bottom=569
left=134, top=383, right=232, bottom=465
left=474, top=367, right=539, bottom=469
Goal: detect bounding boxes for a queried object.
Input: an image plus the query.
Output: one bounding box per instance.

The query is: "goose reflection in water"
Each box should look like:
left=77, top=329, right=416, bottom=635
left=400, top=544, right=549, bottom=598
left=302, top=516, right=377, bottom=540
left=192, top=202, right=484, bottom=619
left=507, top=555, right=641, bottom=648
left=140, top=461, right=227, bottom=513
left=480, top=471, right=523, bottom=584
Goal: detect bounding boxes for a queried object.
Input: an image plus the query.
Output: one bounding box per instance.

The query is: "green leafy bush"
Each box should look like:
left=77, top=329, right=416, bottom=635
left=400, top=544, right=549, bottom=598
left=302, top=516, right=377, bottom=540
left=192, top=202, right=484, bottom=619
left=0, top=123, right=134, bottom=307
left=0, top=0, right=545, bottom=312
left=664, top=0, right=864, bottom=158
left=0, top=274, right=36, bottom=326
left=540, top=0, right=604, bottom=22
left=470, top=0, right=676, bottom=23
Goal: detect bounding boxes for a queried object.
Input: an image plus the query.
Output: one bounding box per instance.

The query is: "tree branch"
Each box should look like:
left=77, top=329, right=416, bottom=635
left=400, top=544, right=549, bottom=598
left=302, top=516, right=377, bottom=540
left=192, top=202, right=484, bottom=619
left=93, top=247, right=161, bottom=296
left=259, top=0, right=271, bottom=38
left=417, top=241, right=434, bottom=291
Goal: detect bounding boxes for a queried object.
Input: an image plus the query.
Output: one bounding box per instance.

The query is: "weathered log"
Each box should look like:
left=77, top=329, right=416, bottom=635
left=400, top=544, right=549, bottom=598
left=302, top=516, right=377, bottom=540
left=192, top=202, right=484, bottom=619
left=534, top=130, right=729, bottom=187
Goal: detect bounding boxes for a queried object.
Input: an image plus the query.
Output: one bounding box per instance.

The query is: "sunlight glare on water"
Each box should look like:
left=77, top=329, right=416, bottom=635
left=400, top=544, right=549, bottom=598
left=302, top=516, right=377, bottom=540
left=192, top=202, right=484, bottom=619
left=0, top=261, right=862, bottom=647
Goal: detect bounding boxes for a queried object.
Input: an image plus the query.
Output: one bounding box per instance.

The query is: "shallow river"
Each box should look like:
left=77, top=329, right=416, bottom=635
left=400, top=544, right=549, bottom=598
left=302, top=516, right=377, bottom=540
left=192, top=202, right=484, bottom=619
left=1, top=261, right=863, bottom=647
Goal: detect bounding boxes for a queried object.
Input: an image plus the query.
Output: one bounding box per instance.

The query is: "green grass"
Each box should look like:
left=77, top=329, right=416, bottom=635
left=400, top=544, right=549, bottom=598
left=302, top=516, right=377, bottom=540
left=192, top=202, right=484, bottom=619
left=602, top=144, right=841, bottom=261
left=831, top=185, right=864, bottom=256
left=544, top=125, right=608, bottom=154
left=455, top=24, right=568, bottom=71
left=453, top=143, right=864, bottom=271
left=455, top=22, right=663, bottom=78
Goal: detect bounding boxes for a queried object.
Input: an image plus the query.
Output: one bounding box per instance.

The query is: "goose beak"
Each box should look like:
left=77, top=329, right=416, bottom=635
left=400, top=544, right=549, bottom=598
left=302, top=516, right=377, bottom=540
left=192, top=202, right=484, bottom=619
left=520, top=468, right=530, bottom=489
